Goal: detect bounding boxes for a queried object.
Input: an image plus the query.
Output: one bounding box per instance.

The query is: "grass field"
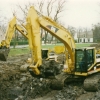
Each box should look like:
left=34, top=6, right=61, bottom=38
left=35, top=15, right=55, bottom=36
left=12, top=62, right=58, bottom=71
left=76, top=43, right=92, bottom=48
left=42, top=43, right=92, bottom=48
left=9, top=48, right=30, bottom=56
left=9, top=43, right=94, bottom=56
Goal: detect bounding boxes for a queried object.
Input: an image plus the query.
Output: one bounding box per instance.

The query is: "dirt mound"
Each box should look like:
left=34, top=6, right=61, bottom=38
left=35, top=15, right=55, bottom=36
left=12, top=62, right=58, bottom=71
left=0, top=54, right=100, bottom=100
left=0, top=55, right=51, bottom=100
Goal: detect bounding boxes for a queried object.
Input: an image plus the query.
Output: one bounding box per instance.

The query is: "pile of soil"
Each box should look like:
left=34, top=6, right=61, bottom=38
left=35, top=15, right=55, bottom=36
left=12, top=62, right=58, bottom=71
left=0, top=55, right=51, bottom=100
left=0, top=54, right=100, bottom=100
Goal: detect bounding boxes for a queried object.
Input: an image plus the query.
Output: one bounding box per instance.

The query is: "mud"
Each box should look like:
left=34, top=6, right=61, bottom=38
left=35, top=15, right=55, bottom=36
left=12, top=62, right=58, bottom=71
left=0, top=54, right=100, bottom=100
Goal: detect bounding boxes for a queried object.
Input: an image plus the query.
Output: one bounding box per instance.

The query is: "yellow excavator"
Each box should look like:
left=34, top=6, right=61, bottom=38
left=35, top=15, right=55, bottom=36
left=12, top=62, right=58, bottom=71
left=1, top=6, right=100, bottom=91
left=0, top=16, right=28, bottom=61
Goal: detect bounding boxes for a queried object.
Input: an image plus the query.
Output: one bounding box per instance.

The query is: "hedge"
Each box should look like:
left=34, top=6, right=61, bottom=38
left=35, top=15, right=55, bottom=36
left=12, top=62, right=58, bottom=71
left=10, top=41, right=28, bottom=45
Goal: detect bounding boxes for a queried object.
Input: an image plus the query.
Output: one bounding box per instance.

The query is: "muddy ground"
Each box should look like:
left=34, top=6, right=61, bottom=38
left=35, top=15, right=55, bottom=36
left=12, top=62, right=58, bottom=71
left=0, top=54, right=100, bottom=100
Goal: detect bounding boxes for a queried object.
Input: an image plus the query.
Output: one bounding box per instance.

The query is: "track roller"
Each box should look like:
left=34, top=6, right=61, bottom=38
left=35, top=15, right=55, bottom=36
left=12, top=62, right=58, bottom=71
left=84, top=73, right=100, bottom=91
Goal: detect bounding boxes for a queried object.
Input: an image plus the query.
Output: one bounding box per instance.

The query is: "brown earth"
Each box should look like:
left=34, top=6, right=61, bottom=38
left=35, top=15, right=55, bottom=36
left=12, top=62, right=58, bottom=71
left=0, top=54, right=100, bottom=100
left=90, top=43, right=100, bottom=49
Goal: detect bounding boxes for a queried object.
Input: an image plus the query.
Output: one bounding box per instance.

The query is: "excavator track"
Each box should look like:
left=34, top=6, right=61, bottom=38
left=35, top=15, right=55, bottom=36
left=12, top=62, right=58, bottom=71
left=84, top=73, right=100, bottom=91
left=50, top=73, right=85, bottom=90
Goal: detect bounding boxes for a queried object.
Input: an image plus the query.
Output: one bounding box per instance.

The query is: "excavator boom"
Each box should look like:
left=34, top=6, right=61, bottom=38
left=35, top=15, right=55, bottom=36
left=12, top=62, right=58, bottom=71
left=0, top=17, right=16, bottom=61
left=0, top=16, right=28, bottom=61
left=26, top=6, right=76, bottom=75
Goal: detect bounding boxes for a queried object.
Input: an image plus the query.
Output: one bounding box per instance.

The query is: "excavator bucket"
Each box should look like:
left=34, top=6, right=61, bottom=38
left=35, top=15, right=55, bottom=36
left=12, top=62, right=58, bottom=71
left=0, top=48, right=10, bottom=61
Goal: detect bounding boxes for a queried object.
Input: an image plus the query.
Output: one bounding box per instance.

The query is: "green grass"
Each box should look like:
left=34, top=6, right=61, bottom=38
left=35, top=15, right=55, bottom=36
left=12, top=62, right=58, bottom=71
left=9, top=48, right=30, bottom=56
left=42, top=43, right=63, bottom=49
left=76, top=43, right=92, bottom=48
left=42, top=43, right=92, bottom=49
left=9, top=43, right=94, bottom=56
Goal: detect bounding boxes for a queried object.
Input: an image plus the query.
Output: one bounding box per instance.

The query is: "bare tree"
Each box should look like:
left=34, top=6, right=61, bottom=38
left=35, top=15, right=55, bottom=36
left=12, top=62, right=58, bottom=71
left=77, top=27, right=83, bottom=43
left=45, top=0, right=66, bottom=43
left=54, top=0, right=66, bottom=22
left=67, top=26, right=76, bottom=38
left=92, top=23, right=100, bottom=43
left=16, top=0, right=66, bottom=44
left=37, top=0, right=44, bottom=13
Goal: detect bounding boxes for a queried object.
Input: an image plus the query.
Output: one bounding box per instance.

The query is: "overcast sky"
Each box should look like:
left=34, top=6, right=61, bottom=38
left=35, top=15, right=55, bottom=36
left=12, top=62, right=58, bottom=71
left=0, top=0, right=100, bottom=29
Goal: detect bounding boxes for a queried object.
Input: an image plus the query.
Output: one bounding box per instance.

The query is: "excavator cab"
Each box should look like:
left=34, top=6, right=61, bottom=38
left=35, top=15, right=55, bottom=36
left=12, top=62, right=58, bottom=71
left=75, top=47, right=95, bottom=73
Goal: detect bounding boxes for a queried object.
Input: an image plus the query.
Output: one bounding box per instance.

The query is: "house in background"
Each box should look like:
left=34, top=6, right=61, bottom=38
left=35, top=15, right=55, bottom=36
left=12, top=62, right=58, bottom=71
left=77, top=30, right=93, bottom=43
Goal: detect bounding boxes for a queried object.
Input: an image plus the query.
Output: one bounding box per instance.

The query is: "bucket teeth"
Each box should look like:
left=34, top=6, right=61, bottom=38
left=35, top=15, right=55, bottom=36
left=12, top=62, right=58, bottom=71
left=0, top=48, right=10, bottom=61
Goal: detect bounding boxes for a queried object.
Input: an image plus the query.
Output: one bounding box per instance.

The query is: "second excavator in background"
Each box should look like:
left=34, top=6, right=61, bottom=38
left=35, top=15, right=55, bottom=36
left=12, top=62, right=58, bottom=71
left=0, top=16, right=28, bottom=61
left=1, top=6, right=100, bottom=91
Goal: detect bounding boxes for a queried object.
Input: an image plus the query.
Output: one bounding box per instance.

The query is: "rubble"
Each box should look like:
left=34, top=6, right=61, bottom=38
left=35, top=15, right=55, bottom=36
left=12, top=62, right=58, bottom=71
left=0, top=54, right=100, bottom=100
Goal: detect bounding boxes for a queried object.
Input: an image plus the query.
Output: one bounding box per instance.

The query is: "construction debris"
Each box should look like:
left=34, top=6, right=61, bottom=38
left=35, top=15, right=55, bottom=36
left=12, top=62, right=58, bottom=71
left=0, top=54, right=100, bottom=100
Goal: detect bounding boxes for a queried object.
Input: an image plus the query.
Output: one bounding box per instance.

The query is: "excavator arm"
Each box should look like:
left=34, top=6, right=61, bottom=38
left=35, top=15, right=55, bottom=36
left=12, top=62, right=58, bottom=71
left=26, top=6, right=76, bottom=76
left=0, top=16, right=28, bottom=61
left=39, top=15, right=76, bottom=73
left=26, top=6, right=42, bottom=75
